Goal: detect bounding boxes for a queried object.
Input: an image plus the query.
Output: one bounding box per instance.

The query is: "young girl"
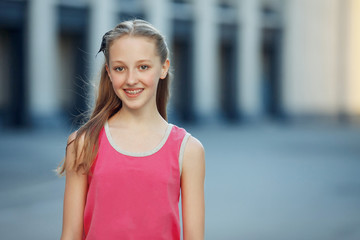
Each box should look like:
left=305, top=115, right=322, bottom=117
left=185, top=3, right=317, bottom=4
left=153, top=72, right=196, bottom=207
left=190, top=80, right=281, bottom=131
left=57, top=19, right=205, bottom=240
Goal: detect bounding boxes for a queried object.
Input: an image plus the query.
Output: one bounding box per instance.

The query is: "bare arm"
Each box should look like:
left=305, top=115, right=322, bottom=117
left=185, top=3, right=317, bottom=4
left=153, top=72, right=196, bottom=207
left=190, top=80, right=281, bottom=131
left=60, top=132, right=88, bottom=240
left=181, top=136, right=205, bottom=240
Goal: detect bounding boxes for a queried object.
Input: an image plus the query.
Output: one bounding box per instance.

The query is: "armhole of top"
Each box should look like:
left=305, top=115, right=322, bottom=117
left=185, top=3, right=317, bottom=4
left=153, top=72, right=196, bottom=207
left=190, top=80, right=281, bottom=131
left=179, top=133, right=191, bottom=178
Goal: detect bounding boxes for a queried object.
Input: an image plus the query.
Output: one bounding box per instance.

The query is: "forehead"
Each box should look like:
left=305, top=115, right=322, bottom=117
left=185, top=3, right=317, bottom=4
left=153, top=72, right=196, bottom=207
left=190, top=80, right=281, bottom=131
left=108, top=36, right=158, bottom=60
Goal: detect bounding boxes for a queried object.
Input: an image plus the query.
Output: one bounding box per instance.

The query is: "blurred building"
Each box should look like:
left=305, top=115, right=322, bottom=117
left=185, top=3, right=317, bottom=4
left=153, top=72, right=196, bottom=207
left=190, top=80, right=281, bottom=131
left=0, top=0, right=359, bottom=128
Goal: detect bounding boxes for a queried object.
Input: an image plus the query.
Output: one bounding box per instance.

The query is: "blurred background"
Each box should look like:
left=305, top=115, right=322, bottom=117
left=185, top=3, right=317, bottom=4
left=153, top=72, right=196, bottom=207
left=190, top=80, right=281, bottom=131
left=0, top=0, right=360, bottom=239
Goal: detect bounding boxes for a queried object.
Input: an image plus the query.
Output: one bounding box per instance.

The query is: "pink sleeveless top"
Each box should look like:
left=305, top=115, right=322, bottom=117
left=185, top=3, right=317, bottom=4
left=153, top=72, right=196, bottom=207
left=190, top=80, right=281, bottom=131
left=83, top=122, right=191, bottom=240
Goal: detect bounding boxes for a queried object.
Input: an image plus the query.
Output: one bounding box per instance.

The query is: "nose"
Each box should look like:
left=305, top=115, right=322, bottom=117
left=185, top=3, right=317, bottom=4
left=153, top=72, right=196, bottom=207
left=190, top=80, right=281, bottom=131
left=126, top=70, right=139, bottom=86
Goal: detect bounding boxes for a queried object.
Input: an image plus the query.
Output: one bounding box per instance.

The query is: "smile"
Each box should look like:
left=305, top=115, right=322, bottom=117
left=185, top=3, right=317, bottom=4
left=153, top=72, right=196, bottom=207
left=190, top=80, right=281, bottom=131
left=124, top=88, right=144, bottom=97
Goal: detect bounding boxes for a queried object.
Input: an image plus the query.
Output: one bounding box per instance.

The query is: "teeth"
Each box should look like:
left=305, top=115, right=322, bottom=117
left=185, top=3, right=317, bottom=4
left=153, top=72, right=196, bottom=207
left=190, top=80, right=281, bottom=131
left=125, top=89, right=142, bottom=94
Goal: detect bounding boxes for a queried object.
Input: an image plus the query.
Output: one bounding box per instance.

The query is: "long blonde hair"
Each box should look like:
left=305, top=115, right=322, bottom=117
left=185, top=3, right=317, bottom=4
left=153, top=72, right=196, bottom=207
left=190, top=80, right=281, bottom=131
left=57, top=19, right=171, bottom=176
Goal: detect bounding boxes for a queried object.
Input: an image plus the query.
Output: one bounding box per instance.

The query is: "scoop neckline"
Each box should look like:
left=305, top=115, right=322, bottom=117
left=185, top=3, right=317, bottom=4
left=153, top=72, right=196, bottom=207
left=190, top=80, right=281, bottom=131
left=104, top=121, right=173, bottom=157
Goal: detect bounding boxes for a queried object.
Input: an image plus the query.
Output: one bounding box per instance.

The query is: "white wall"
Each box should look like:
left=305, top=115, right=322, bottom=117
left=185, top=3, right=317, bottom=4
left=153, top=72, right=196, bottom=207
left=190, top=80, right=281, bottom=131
left=343, top=0, right=360, bottom=115
left=283, top=0, right=340, bottom=116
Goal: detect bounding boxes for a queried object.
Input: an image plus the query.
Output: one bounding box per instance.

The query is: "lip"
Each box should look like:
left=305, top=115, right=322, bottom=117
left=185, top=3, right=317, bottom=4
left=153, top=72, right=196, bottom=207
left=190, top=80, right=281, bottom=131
left=123, top=88, right=144, bottom=98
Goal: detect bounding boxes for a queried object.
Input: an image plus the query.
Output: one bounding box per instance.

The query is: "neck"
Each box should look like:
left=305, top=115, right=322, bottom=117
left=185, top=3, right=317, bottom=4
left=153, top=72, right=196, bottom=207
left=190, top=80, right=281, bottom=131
left=111, top=104, right=167, bottom=130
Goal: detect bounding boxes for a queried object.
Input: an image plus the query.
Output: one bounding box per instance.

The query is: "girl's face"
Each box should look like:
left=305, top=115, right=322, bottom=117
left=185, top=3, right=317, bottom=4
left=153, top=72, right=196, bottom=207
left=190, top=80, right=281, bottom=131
left=106, top=36, right=169, bottom=113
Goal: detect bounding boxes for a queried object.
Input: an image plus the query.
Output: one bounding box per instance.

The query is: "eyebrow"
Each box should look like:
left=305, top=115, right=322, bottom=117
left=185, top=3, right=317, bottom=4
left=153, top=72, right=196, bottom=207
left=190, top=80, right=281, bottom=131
left=110, top=59, right=152, bottom=64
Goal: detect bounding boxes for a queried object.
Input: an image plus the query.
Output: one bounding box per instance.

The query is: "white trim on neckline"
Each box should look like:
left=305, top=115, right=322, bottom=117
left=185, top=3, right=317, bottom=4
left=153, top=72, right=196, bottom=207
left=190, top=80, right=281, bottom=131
left=104, top=121, right=173, bottom=157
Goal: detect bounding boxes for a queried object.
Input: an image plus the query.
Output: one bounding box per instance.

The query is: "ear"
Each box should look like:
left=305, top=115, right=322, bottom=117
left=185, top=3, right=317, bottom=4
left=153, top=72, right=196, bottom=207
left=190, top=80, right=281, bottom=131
left=160, top=59, right=170, bottom=79
left=105, top=64, right=112, bottom=81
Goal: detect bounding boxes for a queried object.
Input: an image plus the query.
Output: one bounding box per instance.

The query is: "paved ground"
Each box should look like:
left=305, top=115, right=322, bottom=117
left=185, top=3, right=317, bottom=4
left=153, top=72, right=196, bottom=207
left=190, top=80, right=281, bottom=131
left=1, top=122, right=360, bottom=240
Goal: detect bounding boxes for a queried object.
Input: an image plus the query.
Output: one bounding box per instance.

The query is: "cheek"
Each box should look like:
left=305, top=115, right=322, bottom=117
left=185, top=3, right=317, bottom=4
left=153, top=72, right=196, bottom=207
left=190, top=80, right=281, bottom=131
left=111, top=80, right=122, bottom=89
left=146, top=72, right=161, bottom=87
left=110, top=80, right=125, bottom=99
left=110, top=75, right=125, bottom=89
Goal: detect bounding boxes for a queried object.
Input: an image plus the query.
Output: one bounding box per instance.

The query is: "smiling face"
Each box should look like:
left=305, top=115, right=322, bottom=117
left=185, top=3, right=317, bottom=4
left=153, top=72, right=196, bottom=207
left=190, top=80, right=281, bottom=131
left=106, top=36, right=170, bottom=113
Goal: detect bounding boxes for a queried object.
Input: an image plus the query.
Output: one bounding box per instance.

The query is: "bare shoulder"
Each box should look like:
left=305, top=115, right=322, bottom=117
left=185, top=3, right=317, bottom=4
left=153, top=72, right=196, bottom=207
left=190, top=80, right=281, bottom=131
left=184, top=136, right=205, bottom=158
left=183, top=136, right=205, bottom=173
left=65, top=130, right=86, bottom=172
left=67, top=130, right=84, bottom=146
left=66, top=130, right=85, bottom=151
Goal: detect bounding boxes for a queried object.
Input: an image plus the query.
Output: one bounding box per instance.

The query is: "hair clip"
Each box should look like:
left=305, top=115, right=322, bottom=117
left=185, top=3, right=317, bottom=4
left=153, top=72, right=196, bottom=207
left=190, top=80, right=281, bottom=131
left=97, top=30, right=113, bottom=55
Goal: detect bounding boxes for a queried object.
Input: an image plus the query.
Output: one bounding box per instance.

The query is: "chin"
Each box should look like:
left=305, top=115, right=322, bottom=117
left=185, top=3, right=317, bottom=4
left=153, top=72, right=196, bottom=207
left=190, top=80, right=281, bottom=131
left=122, top=102, right=145, bottom=111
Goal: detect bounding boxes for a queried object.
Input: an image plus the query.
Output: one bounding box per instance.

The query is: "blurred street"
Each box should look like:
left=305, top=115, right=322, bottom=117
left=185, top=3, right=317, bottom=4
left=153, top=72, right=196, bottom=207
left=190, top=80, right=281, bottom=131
left=1, top=122, right=360, bottom=240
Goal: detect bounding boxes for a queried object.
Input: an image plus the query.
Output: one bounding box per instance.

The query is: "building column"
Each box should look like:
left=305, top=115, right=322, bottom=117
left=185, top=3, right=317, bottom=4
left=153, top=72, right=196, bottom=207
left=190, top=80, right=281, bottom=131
left=144, top=0, right=172, bottom=46
left=88, top=0, right=117, bottom=104
left=342, top=0, right=360, bottom=118
left=237, top=0, right=262, bottom=118
left=28, top=0, right=60, bottom=126
left=193, top=0, right=219, bottom=120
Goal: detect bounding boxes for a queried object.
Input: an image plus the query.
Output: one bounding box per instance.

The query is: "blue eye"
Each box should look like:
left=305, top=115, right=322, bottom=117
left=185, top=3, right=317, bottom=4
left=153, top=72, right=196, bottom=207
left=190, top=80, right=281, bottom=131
left=139, top=65, right=149, bottom=70
left=114, top=67, right=125, bottom=72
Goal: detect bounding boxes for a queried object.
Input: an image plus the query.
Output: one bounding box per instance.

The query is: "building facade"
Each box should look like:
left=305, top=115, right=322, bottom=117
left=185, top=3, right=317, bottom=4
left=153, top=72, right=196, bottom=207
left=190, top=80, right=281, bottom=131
left=0, top=0, right=359, bottom=128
